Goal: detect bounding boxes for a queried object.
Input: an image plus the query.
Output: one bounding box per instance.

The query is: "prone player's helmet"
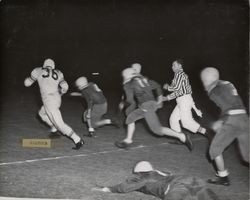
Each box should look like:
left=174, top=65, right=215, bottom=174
left=75, top=76, right=88, bottom=89
left=133, top=161, right=154, bottom=173
left=43, top=58, right=55, bottom=69
left=200, top=67, right=219, bottom=91
left=122, top=68, right=137, bottom=84
left=131, top=63, right=142, bottom=74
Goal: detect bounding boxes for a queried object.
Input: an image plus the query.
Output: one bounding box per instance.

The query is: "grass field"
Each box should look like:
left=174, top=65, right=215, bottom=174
left=0, top=90, right=248, bottom=200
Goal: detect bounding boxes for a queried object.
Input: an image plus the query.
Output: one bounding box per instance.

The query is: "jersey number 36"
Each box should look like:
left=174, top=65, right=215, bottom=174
left=42, top=68, right=58, bottom=80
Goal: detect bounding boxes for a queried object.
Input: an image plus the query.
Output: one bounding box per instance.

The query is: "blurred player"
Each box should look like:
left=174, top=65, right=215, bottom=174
left=92, top=161, right=219, bottom=200
left=119, top=63, right=162, bottom=113
left=200, top=67, right=249, bottom=186
left=131, top=63, right=142, bottom=74
left=118, top=63, right=143, bottom=111
left=70, top=76, right=118, bottom=137
left=115, top=68, right=193, bottom=151
left=24, top=58, right=84, bottom=150
left=163, top=59, right=207, bottom=143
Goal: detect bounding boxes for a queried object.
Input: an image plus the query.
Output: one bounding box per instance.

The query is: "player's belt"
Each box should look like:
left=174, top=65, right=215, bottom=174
left=227, top=109, right=246, bottom=115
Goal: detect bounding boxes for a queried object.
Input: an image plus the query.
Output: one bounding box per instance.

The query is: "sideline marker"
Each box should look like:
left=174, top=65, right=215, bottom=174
left=22, top=139, right=51, bottom=148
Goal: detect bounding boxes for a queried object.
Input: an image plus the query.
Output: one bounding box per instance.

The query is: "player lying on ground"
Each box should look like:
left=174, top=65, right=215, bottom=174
left=24, top=58, right=84, bottom=150
left=92, top=161, right=220, bottom=200
left=200, top=67, right=249, bottom=186
left=162, top=59, right=210, bottom=147
left=70, top=76, right=119, bottom=137
left=115, top=67, right=193, bottom=151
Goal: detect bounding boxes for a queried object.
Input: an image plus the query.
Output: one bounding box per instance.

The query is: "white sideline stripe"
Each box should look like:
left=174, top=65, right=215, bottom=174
left=0, top=198, right=78, bottom=200
left=0, top=138, right=205, bottom=166
left=0, top=144, right=160, bottom=166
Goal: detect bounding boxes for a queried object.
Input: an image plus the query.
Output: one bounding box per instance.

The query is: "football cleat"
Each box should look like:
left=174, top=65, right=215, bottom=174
left=207, top=176, right=230, bottom=186
left=72, top=139, right=84, bottom=150
left=115, top=141, right=131, bottom=149
left=88, top=131, right=97, bottom=137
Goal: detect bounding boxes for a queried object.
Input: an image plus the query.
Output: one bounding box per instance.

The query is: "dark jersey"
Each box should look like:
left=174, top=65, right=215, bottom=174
left=208, top=80, right=246, bottom=115
left=109, top=171, right=217, bottom=200
left=124, top=75, right=162, bottom=108
left=80, top=82, right=106, bottom=108
left=109, top=171, right=173, bottom=198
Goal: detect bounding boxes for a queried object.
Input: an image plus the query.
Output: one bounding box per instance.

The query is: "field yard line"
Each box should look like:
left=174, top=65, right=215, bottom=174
left=0, top=197, right=78, bottom=200
left=0, top=137, right=205, bottom=166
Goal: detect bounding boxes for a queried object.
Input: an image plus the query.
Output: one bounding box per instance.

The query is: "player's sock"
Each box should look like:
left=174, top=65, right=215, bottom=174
left=87, top=127, right=97, bottom=137
left=197, top=126, right=206, bottom=135
left=50, top=127, right=57, bottom=133
left=71, top=132, right=81, bottom=144
left=48, top=127, right=61, bottom=138
left=105, top=119, right=112, bottom=124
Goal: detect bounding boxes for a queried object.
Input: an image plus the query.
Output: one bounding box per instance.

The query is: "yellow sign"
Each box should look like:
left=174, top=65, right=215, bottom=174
left=22, top=139, right=51, bottom=148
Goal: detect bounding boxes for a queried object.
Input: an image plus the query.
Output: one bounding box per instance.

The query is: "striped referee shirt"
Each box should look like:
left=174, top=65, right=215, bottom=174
left=167, top=69, right=192, bottom=100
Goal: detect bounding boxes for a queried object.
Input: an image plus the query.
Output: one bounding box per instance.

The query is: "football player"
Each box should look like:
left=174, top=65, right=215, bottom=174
left=200, top=67, right=249, bottom=186
left=115, top=68, right=193, bottom=151
left=24, top=58, right=84, bottom=150
left=70, top=76, right=118, bottom=137
left=92, top=161, right=219, bottom=200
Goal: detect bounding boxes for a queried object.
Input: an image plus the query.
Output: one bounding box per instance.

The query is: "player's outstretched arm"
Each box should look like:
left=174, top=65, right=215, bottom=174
left=24, top=68, right=39, bottom=87
left=91, top=186, right=111, bottom=193
left=70, top=92, right=82, bottom=96
left=59, top=80, right=69, bottom=95
left=24, top=77, right=35, bottom=87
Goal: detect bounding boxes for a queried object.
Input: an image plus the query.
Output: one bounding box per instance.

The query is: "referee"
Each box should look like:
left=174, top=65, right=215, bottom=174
left=163, top=59, right=207, bottom=141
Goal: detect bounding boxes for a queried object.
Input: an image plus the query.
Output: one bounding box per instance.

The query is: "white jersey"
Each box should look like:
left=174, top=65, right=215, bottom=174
left=30, top=67, right=66, bottom=98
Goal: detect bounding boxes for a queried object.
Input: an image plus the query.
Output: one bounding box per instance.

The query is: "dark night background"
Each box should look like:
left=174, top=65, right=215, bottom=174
left=0, top=0, right=249, bottom=106
left=0, top=2, right=249, bottom=199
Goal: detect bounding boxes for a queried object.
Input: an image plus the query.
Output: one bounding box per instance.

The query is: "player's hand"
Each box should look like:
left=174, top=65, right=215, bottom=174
left=60, top=88, right=67, bottom=95
left=212, top=120, right=223, bottom=131
left=24, top=77, right=33, bottom=87
left=163, top=83, right=169, bottom=90
left=91, top=187, right=111, bottom=192
left=118, top=101, right=125, bottom=111
left=162, top=95, right=171, bottom=102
